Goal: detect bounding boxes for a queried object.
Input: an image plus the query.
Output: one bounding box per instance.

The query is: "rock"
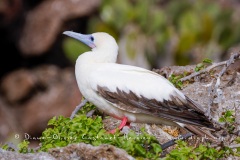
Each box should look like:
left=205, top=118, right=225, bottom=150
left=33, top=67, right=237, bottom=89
left=0, top=65, right=82, bottom=143
left=0, top=100, right=20, bottom=143
left=19, top=0, right=101, bottom=55
left=0, top=143, right=134, bottom=160
left=49, top=143, right=134, bottom=160
left=0, top=69, right=36, bottom=103
left=0, top=148, right=55, bottom=160
left=153, top=65, right=196, bottom=78
left=1, top=61, right=239, bottom=159
left=156, top=62, right=240, bottom=148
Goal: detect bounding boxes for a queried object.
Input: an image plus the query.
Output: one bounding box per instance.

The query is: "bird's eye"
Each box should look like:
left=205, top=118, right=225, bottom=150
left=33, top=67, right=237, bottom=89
left=90, top=36, right=94, bottom=41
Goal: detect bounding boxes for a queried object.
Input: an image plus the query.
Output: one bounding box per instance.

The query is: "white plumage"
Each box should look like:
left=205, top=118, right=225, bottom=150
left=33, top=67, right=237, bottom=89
left=63, top=31, right=217, bottom=137
left=89, top=64, right=185, bottom=101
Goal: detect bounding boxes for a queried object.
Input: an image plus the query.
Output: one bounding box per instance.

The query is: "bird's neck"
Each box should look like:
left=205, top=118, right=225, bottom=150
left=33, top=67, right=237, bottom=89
left=91, top=46, right=118, bottom=63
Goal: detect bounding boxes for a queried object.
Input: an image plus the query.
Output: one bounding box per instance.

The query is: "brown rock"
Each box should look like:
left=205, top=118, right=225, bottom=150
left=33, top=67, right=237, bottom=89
left=153, top=65, right=196, bottom=78
left=0, top=100, right=20, bottom=143
left=0, top=69, right=36, bottom=103
left=14, top=66, right=82, bottom=135
left=19, top=0, right=101, bottom=55
left=0, top=65, right=82, bottom=143
left=49, top=143, right=134, bottom=160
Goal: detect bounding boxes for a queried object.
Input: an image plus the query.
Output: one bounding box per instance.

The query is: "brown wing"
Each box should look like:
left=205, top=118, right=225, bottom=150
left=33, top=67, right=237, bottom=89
left=97, top=85, right=214, bottom=129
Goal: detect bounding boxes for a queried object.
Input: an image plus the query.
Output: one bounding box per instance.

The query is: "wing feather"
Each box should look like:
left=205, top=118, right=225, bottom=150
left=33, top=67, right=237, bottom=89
left=89, top=64, right=213, bottom=128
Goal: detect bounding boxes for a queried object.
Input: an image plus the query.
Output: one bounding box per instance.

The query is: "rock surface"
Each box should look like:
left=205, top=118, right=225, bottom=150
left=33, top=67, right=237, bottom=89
left=0, top=65, right=81, bottom=144
left=0, top=148, right=55, bottom=160
left=49, top=143, right=134, bottom=160
left=0, top=143, right=134, bottom=160
left=19, top=0, right=101, bottom=55
left=0, top=61, right=239, bottom=159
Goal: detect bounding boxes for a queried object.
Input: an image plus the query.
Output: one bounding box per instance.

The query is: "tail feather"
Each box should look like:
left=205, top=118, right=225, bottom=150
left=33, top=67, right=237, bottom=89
left=184, top=124, right=217, bottom=142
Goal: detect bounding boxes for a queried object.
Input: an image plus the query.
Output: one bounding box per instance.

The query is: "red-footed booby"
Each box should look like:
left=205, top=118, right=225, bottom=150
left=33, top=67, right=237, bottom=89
left=63, top=31, right=218, bottom=139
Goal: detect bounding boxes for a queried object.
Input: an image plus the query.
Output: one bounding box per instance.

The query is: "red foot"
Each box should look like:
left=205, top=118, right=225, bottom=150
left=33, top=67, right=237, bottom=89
left=108, top=116, right=129, bottom=134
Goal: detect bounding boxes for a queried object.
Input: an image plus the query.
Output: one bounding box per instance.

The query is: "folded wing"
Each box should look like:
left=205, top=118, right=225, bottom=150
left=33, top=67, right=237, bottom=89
left=89, top=64, right=214, bottom=128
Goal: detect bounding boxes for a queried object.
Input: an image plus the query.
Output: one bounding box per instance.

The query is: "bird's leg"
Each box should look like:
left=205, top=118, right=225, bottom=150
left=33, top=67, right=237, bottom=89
left=108, top=116, right=129, bottom=134
left=70, top=99, right=88, bottom=119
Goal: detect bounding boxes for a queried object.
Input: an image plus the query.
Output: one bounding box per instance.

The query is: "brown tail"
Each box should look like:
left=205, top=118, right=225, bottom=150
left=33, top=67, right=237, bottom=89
left=184, top=124, right=218, bottom=142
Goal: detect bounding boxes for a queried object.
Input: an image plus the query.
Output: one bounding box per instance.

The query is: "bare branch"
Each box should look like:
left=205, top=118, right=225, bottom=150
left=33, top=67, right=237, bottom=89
left=180, top=61, right=226, bottom=82
left=180, top=53, right=240, bottom=82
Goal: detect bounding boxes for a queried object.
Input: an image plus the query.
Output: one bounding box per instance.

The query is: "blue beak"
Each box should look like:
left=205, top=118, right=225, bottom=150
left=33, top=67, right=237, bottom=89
left=63, top=31, right=96, bottom=48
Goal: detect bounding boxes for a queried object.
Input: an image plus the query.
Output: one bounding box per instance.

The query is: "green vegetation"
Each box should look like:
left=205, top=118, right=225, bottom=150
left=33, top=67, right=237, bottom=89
left=168, top=58, right=213, bottom=88
left=14, top=102, right=162, bottom=159
left=234, top=137, right=240, bottom=157
left=63, top=38, right=90, bottom=62
left=195, top=58, right=213, bottom=72
left=17, top=140, right=33, bottom=154
left=219, top=110, right=236, bottom=133
left=1, top=101, right=240, bottom=159
left=219, top=110, right=235, bottom=124
left=164, top=140, right=232, bottom=160
left=168, top=74, right=184, bottom=89
left=64, top=0, right=240, bottom=67
left=39, top=115, right=162, bottom=158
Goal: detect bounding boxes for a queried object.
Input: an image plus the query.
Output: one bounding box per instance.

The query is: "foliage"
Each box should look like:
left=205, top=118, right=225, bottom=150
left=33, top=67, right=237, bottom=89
left=168, top=71, right=192, bottom=89
left=168, top=58, right=213, bottom=88
left=62, top=38, right=90, bottom=62
left=78, top=0, right=240, bottom=67
left=24, top=102, right=161, bottom=159
left=219, top=110, right=235, bottom=124
left=168, top=74, right=184, bottom=89
left=76, top=100, right=97, bottom=115
left=40, top=116, right=162, bottom=158
left=195, top=58, right=213, bottom=72
left=1, top=101, right=240, bottom=159
left=0, top=140, right=33, bottom=153
left=234, top=137, right=240, bottom=157
left=0, top=144, right=12, bottom=151
left=164, top=140, right=232, bottom=160
left=18, top=140, right=33, bottom=154
left=219, top=110, right=236, bottom=133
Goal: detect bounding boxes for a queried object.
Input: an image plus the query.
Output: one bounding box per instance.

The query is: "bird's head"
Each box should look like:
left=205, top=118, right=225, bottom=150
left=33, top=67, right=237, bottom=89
left=63, top=31, right=118, bottom=52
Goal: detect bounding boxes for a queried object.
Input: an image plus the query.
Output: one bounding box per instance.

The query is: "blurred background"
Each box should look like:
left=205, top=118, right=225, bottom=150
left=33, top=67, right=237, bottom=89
left=0, top=0, right=240, bottom=146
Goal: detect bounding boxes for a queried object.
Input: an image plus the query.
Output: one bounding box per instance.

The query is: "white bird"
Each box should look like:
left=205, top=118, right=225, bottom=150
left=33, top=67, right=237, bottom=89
left=63, top=31, right=218, bottom=138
